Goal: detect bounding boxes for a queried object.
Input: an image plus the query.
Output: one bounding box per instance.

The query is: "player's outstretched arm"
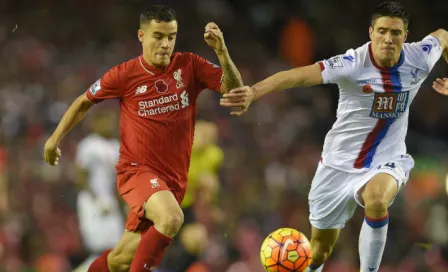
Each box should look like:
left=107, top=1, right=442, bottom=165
left=430, top=29, right=448, bottom=95
left=44, top=94, right=94, bottom=166
left=204, top=22, right=243, bottom=94
left=430, top=29, right=448, bottom=63
left=220, top=63, right=323, bottom=116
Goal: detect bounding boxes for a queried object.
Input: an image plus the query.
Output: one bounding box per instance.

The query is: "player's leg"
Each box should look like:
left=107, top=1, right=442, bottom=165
left=306, top=162, right=357, bottom=271
left=76, top=192, right=125, bottom=271
left=357, top=172, right=398, bottom=272
left=87, top=230, right=141, bottom=272
left=306, top=227, right=340, bottom=271
left=129, top=190, right=184, bottom=272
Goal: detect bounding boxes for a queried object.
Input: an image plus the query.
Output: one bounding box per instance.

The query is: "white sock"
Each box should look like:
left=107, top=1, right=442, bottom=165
left=359, top=214, right=389, bottom=272
left=306, top=264, right=324, bottom=271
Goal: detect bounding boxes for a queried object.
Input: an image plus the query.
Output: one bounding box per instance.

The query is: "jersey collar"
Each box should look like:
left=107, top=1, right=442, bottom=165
left=368, top=43, right=405, bottom=72
left=139, top=55, right=173, bottom=76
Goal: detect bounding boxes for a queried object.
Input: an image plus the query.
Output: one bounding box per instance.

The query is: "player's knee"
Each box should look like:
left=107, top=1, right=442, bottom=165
left=156, top=209, right=184, bottom=237
left=364, top=198, right=389, bottom=217
left=108, top=249, right=133, bottom=272
left=310, top=239, right=334, bottom=265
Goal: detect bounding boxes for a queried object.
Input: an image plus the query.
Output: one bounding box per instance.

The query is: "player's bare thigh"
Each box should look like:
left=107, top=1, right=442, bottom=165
left=358, top=173, right=398, bottom=205
left=143, top=190, right=184, bottom=238
left=358, top=173, right=398, bottom=217
left=107, top=231, right=141, bottom=271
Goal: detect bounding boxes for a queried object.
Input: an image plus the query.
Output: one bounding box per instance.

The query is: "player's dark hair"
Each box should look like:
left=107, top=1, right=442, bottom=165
left=371, top=1, right=410, bottom=29
left=140, top=5, right=177, bottom=26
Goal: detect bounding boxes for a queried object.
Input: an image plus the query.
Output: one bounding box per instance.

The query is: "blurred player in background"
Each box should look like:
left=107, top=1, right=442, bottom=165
left=73, top=110, right=124, bottom=272
left=168, top=120, right=224, bottom=271
left=43, top=4, right=243, bottom=272
left=221, top=2, right=448, bottom=271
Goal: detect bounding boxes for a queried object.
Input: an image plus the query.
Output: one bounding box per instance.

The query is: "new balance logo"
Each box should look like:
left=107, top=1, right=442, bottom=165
left=150, top=178, right=160, bottom=188
left=136, top=85, right=148, bottom=95
left=181, top=90, right=189, bottom=108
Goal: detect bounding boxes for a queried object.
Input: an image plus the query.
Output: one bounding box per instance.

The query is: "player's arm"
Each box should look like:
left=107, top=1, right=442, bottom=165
left=215, top=49, right=243, bottom=94
left=252, top=63, right=323, bottom=99
left=430, top=29, right=448, bottom=63
left=44, top=65, right=123, bottom=166
left=204, top=22, right=243, bottom=93
left=220, top=63, right=323, bottom=115
left=430, top=29, right=448, bottom=95
left=44, top=94, right=94, bottom=166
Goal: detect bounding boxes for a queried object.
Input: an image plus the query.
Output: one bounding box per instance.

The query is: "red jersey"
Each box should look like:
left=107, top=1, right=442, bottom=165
left=85, top=52, right=223, bottom=190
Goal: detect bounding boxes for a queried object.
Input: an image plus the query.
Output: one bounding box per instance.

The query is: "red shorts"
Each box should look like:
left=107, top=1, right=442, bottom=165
left=116, top=167, right=186, bottom=233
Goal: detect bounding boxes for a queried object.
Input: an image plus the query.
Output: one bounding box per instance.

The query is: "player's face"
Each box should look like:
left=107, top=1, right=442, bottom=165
left=369, top=16, right=408, bottom=67
left=138, top=20, right=178, bottom=67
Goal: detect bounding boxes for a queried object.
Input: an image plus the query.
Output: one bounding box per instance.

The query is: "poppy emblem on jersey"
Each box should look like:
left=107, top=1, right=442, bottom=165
left=90, top=79, right=101, bottom=95
left=173, top=69, right=185, bottom=89
left=155, top=79, right=168, bottom=93
left=362, top=84, right=373, bottom=94
left=370, top=91, right=409, bottom=119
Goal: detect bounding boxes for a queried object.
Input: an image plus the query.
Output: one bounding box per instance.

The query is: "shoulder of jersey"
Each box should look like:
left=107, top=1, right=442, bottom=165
left=171, top=52, right=197, bottom=63
left=106, top=57, right=140, bottom=75
left=328, top=43, right=367, bottom=72
left=345, top=43, right=368, bottom=65
left=402, top=40, right=432, bottom=68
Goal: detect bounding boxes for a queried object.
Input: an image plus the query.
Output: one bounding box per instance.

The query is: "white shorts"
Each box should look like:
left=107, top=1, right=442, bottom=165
left=77, top=192, right=125, bottom=253
left=308, top=155, right=414, bottom=229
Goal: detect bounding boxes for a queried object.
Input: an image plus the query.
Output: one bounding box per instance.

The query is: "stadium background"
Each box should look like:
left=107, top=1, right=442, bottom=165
left=0, top=0, right=448, bottom=271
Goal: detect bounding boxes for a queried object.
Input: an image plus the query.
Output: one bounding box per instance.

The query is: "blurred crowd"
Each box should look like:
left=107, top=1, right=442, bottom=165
left=1, top=0, right=448, bottom=271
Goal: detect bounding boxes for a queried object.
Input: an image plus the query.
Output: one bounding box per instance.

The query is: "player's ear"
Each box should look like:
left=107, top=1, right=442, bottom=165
left=404, top=30, right=408, bottom=42
left=137, top=29, right=144, bottom=42
left=369, top=26, right=374, bottom=40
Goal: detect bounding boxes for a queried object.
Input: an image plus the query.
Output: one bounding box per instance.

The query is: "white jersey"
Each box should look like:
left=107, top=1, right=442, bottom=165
left=319, top=35, right=442, bottom=172
left=75, top=134, right=120, bottom=203
left=75, top=134, right=123, bottom=254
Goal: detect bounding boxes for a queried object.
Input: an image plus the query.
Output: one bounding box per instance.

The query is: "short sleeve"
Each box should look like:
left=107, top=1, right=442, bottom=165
left=191, top=53, right=223, bottom=92
left=85, top=65, right=123, bottom=103
left=406, top=35, right=443, bottom=72
left=318, top=48, right=359, bottom=84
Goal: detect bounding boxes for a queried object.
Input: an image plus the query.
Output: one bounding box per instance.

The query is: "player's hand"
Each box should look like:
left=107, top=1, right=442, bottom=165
left=204, top=22, right=226, bottom=53
left=220, top=86, right=256, bottom=116
left=44, top=138, right=61, bottom=166
left=432, top=78, right=448, bottom=95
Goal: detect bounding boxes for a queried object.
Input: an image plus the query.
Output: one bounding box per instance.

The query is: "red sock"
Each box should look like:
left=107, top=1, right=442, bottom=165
left=88, top=249, right=112, bottom=272
left=129, top=226, right=173, bottom=272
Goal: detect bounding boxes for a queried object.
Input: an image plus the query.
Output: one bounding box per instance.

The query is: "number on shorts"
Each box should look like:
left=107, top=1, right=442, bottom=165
left=384, top=162, right=396, bottom=169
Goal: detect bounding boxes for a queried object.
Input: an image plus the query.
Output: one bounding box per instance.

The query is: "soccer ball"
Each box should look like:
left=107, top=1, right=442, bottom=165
left=260, top=228, right=313, bottom=272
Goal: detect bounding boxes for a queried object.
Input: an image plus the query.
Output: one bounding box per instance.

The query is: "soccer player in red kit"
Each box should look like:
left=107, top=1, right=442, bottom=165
left=43, top=5, right=243, bottom=272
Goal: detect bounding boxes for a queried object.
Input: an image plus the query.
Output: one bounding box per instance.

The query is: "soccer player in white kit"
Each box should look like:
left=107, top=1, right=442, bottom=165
left=220, top=2, right=448, bottom=271
left=73, top=110, right=124, bottom=272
